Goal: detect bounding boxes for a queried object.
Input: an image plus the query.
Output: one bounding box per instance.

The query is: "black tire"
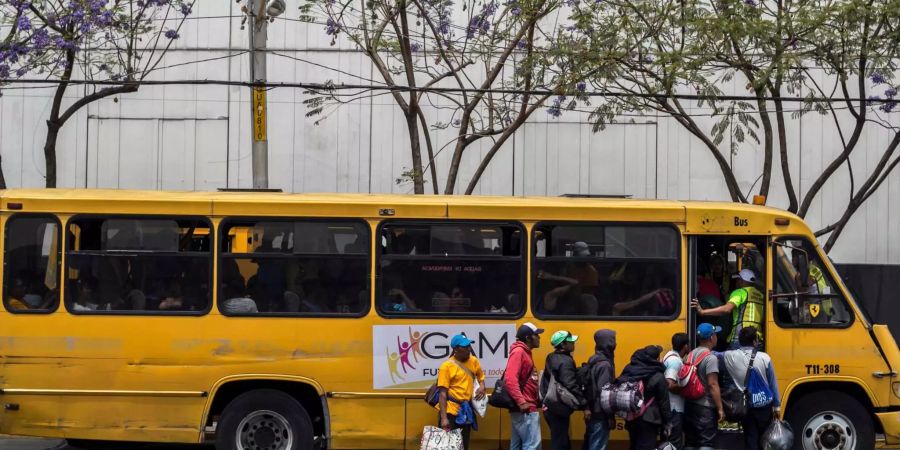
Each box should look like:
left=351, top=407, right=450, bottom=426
left=786, top=389, right=874, bottom=450
left=216, top=389, right=314, bottom=450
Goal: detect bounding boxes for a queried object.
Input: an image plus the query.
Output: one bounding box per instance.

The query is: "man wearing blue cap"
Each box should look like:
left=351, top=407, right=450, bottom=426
left=436, top=334, right=485, bottom=449
left=684, top=323, right=724, bottom=450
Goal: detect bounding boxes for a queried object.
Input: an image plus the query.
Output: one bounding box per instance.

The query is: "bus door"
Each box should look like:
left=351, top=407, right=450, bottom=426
left=690, top=235, right=768, bottom=351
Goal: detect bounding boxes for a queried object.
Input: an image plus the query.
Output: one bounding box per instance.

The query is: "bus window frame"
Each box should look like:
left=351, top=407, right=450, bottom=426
left=531, top=221, right=682, bottom=322
left=3, top=213, right=63, bottom=315
left=771, top=235, right=855, bottom=330
left=63, top=214, right=215, bottom=317
left=217, top=216, right=372, bottom=319
left=375, top=219, right=526, bottom=320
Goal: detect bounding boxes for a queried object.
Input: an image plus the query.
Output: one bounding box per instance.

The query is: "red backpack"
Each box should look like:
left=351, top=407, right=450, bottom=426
left=677, top=350, right=711, bottom=400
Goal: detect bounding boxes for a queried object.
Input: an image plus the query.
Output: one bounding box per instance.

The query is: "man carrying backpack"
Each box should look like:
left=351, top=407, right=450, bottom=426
left=582, top=329, right=617, bottom=450
left=724, top=326, right=781, bottom=450
left=540, top=330, right=586, bottom=450
left=664, top=333, right=690, bottom=449
left=617, top=345, right=672, bottom=450
left=684, top=323, right=724, bottom=450
left=504, top=322, right=544, bottom=450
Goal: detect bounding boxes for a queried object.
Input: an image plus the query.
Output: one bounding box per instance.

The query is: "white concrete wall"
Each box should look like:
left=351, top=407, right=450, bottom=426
left=0, top=1, right=898, bottom=264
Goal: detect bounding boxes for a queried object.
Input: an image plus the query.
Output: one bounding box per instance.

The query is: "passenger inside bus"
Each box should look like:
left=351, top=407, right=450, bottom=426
left=609, top=263, right=676, bottom=316
left=6, top=275, right=49, bottom=310
left=533, top=224, right=680, bottom=319
left=65, top=218, right=211, bottom=313
left=219, top=221, right=369, bottom=316
left=773, top=239, right=852, bottom=326
left=378, top=223, right=522, bottom=315
left=708, top=253, right=731, bottom=298
left=70, top=276, right=100, bottom=311
left=696, top=258, right=730, bottom=341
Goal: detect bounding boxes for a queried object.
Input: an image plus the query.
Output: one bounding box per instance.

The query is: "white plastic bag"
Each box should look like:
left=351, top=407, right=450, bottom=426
left=420, top=425, right=463, bottom=450
left=472, top=379, right=488, bottom=418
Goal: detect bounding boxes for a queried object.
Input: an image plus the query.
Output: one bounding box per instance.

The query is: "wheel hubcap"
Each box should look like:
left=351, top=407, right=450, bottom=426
left=803, top=412, right=855, bottom=450
left=236, top=410, right=294, bottom=450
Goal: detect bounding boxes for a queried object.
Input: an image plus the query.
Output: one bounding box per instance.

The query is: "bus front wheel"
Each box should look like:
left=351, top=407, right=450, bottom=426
left=216, top=388, right=314, bottom=450
left=785, top=389, right=874, bottom=450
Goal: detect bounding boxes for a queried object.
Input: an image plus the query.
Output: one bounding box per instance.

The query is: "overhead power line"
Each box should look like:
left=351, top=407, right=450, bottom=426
left=2, top=78, right=898, bottom=105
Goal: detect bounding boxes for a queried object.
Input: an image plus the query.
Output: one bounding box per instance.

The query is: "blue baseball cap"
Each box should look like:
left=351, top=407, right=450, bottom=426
left=697, top=323, right=722, bottom=339
left=450, top=334, right=474, bottom=348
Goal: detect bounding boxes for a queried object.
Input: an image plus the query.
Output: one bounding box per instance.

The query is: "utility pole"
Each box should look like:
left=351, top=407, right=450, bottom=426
left=244, top=0, right=282, bottom=189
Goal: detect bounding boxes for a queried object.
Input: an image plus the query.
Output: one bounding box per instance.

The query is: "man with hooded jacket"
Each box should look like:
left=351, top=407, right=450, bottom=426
left=618, top=345, right=672, bottom=450
left=504, top=322, right=544, bottom=450
left=582, top=329, right=617, bottom=450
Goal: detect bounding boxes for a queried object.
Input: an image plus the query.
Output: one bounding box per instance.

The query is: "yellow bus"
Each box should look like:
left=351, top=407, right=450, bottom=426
left=0, top=189, right=898, bottom=450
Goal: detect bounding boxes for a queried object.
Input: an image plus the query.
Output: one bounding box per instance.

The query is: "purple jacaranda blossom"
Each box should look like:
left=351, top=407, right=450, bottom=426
left=870, top=72, right=886, bottom=85
left=325, top=17, right=340, bottom=35
left=16, top=15, right=32, bottom=31
left=547, top=95, right=565, bottom=117
left=1, top=0, right=193, bottom=81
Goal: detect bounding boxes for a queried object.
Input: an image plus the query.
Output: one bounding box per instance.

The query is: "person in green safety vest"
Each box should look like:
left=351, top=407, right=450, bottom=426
left=691, top=269, right=764, bottom=349
left=793, top=258, right=833, bottom=323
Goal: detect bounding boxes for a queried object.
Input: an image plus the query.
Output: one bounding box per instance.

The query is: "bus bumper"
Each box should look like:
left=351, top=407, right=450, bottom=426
left=876, top=411, right=900, bottom=445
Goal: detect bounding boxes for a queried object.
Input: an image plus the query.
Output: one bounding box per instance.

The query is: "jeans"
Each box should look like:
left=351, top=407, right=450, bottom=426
left=626, top=419, right=660, bottom=450
left=583, top=416, right=611, bottom=450
left=741, top=407, right=774, bottom=450
left=668, top=411, right=684, bottom=449
left=510, top=411, right=541, bottom=450
left=543, top=410, right=572, bottom=450
left=684, top=403, right=717, bottom=450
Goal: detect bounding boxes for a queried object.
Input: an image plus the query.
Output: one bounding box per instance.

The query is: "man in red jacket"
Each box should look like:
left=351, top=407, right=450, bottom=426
left=504, top=322, right=544, bottom=450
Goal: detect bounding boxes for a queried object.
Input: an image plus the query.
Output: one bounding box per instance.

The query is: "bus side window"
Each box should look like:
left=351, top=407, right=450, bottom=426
left=64, top=217, right=212, bottom=314
left=377, top=222, right=524, bottom=316
left=3, top=215, right=61, bottom=313
left=773, top=238, right=853, bottom=327
left=218, top=219, right=370, bottom=316
left=533, top=224, right=680, bottom=320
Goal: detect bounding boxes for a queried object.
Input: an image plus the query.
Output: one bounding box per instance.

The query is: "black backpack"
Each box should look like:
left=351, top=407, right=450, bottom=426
left=578, top=359, right=610, bottom=411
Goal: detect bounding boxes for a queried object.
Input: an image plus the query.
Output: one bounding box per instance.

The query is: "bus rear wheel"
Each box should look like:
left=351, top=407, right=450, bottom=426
left=216, top=389, right=314, bottom=450
left=786, top=389, right=874, bottom=450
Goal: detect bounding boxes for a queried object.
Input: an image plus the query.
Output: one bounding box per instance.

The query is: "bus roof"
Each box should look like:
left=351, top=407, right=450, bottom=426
left=0, top=189, right=809, bottom=236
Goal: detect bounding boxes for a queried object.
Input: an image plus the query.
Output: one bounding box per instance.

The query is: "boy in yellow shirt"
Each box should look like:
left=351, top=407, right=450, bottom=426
left=436, top=334, right=486, bottom=449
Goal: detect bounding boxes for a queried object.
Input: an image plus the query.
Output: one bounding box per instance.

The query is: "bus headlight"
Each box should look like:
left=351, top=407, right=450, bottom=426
left=893, top=382, right=900, bottom=399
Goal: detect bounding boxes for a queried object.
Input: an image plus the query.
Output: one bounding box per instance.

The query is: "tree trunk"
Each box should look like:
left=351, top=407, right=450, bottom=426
left=754, top=94, right=774, bottom=200
left=0, top=154, right=6, bottom=189
left=405, top=112, right=425, bottom=194
left=772, top=96, right=799, bottom=213
left=43, top=122, right=61, bottom=188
